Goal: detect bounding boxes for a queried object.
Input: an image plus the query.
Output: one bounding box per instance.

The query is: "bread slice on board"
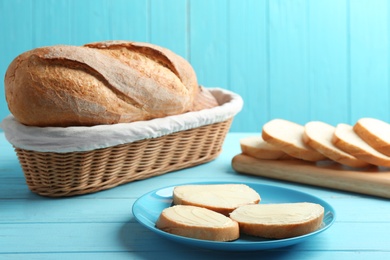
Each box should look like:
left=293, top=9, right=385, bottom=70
left=156, top=205, right=239, bottom=241
left=353, top=118, right=390, bottom=156
left=229, top=202, right=324, bottom=239
left=262, top=119, right=327, bottom=162
left=240, top=135, right=292, bottom=160
left=333, top=123, right=390, bottom=167
left=173, top=184, right=260, bottom=216
left=303, top=121, right=370, bottom=168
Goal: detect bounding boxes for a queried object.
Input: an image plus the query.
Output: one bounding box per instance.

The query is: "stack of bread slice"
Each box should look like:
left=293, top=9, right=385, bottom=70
left=240, top=118, right=390, bottom=168
left=155, top=184, right=324, bottom=241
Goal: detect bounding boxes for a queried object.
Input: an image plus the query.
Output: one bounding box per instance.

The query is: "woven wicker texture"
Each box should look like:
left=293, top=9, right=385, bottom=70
left=15, top=119, right=232, bottom=197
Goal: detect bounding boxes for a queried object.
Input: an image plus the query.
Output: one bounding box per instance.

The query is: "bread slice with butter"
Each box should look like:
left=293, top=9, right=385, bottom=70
left=173, top=184, right=260, bottom=216
left=229, top=202, right=324, bottom=239
left=155, top=205, right=239, bottom=241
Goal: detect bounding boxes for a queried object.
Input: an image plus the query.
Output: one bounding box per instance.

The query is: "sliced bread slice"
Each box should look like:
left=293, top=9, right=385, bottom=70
left=262, top=119, right=327, bottom=162
left=353, top=118, right=390, bottom=156
left=156, top=205, right=239, bottom=241
left=303, top=121, right=370, bottom=168
left=240, top=135, right=292, bottom=160
left=173, top=184, right=260, bottom=216
left=333, top=123, right=390, bottom=167
left=229, top=202, right=324, bottom=239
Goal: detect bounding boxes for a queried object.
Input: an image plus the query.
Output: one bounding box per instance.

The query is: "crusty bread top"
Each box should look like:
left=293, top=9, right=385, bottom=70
left=333, top=123, right=390, bottom=167
left=5, top=41, right=217, bottom=127
left=262, top=119, right=327, bottom=162
left=173, top=184, right=260, bottom=216
left=353, top=118, right=390, bottom=157
left=156, top=205, right=239, bottom=241
left=240, top=135, right=292, bottom=160
left=303, top=121, right=370, bottom=168
left=84, top=40, right=199, bottom=104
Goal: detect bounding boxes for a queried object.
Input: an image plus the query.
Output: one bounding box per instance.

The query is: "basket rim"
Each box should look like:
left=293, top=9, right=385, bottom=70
left=1, top=87, right=242, bottom=153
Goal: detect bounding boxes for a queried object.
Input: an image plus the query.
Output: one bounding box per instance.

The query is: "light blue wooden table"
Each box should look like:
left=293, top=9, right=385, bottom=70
left=0, top=132, right=389, bottom=259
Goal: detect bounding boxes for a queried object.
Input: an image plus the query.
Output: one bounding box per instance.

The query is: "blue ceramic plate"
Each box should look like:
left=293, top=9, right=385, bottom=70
left=132, top=181, right=335, bottom=251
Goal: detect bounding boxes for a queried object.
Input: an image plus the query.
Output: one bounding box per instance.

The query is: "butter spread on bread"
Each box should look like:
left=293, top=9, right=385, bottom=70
left=229, top=202, right=324, bottom=239
left=155, top=205, right=239, bottom=241
left=173, top=184, right=260, bottom=216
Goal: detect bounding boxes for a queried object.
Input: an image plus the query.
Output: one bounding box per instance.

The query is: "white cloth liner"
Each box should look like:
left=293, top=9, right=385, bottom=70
left=0, top=88, right=243, bottom=153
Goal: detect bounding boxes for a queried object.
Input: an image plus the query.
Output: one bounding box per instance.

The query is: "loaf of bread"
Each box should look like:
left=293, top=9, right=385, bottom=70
left=229, top=202, right=324, bottom=239
left=172, top=184, right=261, bottom=216
left=262, top=119, right=327, bottom=162
left=155, top=205, right=239, bottom=241
left=5, top=40, right=218, bottom=127
left=303, top=121, right=370, bottom=168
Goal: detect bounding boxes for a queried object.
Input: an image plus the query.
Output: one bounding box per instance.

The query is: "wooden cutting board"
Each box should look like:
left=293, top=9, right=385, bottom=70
left=232, top=154, right=390, bottom=199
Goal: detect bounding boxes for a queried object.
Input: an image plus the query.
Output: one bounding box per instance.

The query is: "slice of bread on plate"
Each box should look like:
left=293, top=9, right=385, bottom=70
left=353, top=118, right=390, bottom=156
left=173, top=184, right=260, bottom=216
left=303, top=121, right=370, bottom=168
left=262, top=119, right=327, bottom=162
left=229, top=202, right=324, bottom=239
left=240, top=135, right=293, bottom=160
left=156, top=205, right=240, bottom=241
left=333, top=123, right=390, bottom=167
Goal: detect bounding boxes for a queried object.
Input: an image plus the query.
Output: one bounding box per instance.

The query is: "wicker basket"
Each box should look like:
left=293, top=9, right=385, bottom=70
left=2, top=88, right=241, bottom=197
left=14, top=119, right=232, bottom=197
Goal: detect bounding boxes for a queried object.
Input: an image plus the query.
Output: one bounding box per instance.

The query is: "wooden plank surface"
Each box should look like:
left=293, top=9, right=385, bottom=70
left=1, top=133, right=390, bottom=259
left=232, top=153, right=390, bottom=199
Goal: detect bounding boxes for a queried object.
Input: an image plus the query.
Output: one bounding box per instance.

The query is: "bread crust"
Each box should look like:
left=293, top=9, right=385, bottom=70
left=5, top=41, right=217, bottom=127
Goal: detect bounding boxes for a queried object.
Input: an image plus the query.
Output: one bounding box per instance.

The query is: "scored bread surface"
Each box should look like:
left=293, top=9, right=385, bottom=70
left=173, top=184, right=260, bottom=216
left=262, top=119, right=327, bottom=162
left=229, top=202, right=324, bottom=239
left=303, top=121, right=370, bottom=168
left=155, top=205, right=239, bottom=241
left=5, top=41, right=218, bottom=127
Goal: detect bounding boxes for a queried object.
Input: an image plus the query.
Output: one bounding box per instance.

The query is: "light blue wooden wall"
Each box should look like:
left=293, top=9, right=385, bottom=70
left=1, top=0, right=390, bottom=132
